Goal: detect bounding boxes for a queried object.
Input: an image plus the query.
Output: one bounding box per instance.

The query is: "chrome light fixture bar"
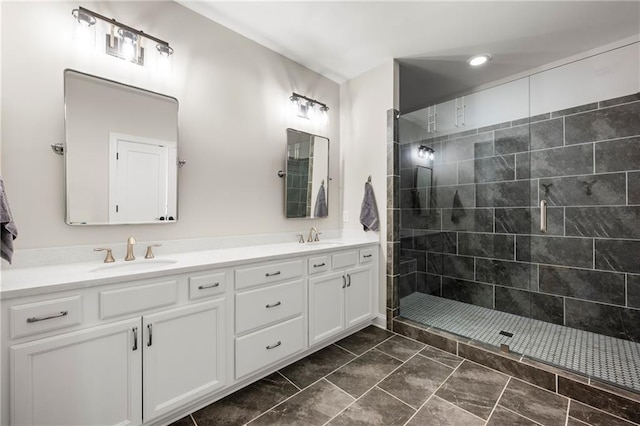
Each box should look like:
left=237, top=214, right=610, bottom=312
left=290, top=92, right=329, bottom=123
left=72, top=6, right=174, bottom=66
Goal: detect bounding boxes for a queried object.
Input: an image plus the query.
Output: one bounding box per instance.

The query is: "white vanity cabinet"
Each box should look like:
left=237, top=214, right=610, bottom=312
left=11, top=318, right=143, bottom=426
left=233, top=259, right=305, bottom=379
left=2, top=240, right=379, bottom=426
left=308, top=248, right=377, bottom=346
left=4, top=269, right=228, bottom=426
left=142, top=299, right=226, bottom=421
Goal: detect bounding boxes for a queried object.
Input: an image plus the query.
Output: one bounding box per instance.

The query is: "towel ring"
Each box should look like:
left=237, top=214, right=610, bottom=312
left=367, top=175, right=372, bottom=183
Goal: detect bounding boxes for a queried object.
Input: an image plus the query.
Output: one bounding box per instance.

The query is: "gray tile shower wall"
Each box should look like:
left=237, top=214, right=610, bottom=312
left=398, top=93, right=640, bottom=343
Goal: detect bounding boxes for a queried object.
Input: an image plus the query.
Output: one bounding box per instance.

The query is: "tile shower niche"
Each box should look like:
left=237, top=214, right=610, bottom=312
left=394, top=43, right=640, bottom=393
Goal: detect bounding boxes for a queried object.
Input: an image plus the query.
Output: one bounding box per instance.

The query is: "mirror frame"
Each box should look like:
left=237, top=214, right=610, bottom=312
left=284, top=128, right=330, bottom=219
left=63, top=69, right=179, bottom=225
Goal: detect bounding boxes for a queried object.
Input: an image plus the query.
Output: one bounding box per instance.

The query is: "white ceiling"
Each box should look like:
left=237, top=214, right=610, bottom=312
left=179, top=1, right=639, bottom=111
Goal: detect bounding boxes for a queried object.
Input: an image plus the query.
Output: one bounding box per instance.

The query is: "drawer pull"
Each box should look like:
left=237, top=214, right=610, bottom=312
left=265, top=271, right=281, bottom=277
left=266, top=341, right=282, bottom=350
left=132, top=327, right=138, bottom=351
left=147, top=324, right=153, bottom=347
left=313, top=262, right=326, bottom=268
left=363, top=254, right=372, bottom=258
left=198, top=282, right=220, bottom=290
left=265, top=301, right=282, bottom=309
left=26, top=311, right=68, bottom=323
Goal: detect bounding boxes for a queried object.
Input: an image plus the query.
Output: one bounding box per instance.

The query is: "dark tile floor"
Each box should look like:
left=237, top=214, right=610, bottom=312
left=171, top=326, right=639, bottom=426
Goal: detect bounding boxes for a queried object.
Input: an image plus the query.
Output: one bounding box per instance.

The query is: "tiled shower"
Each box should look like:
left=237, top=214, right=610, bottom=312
left=392, top=45, right=640, bottom=394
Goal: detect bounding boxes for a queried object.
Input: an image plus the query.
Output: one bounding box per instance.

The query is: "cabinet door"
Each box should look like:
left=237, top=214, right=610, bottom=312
left=10, top=318, right=142, bottom=426
left=345, top=265, right=374, bottom=328
left=308, top=271, right=345, bottom=346
left=142, top=298, right=226, bottom=421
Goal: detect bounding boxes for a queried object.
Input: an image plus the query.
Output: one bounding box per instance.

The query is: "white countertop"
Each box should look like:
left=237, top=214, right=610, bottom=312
left=0, top=238, right=378, bottom=300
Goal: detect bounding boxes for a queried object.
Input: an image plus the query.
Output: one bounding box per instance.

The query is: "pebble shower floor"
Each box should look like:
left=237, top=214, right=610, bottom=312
left=400, top=292, right=640, bottom=392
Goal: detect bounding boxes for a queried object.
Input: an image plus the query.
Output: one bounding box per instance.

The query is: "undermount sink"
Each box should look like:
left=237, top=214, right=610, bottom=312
left=90, top=259, right=178, bottom=273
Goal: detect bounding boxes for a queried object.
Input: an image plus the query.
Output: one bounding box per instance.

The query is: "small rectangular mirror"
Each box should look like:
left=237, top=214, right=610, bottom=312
left=64, top=70, right=179, bottom=225
left=414, top=165, right=432, bottom=216
left=285, top=129, right=329, bottom=219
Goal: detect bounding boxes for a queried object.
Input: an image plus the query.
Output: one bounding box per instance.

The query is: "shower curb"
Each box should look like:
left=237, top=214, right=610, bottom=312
left=392, top=316, right=640, bottom=425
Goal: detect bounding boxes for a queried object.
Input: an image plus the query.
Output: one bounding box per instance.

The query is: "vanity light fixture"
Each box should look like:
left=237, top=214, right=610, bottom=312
left=418, top=145, right=435, bottom=160
left=289, top=93, right=329, bottom=123
left=467, top=54, right=492, bottom=67
left=71, top=6, right=174, bottom=67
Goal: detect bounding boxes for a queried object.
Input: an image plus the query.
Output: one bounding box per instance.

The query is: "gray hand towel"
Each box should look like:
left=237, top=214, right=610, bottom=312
left=451, top=190, right=466, bottom=224
left=314, top=183, right=328, bottom=217
left=0, top=176, right=18, bottom=264
left=359, top=182, right=379, bottom=232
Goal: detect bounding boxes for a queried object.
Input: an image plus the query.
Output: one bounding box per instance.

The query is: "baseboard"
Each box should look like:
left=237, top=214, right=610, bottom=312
left=372, top=313, right=386, bottom=329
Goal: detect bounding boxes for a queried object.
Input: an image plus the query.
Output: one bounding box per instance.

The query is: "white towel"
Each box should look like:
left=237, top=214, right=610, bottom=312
left=0, top=176, right=18, bottom=264
left=359, top=182, right=379, bottom=232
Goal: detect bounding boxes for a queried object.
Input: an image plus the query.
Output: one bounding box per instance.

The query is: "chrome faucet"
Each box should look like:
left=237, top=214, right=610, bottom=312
left=125, top=236, right=137, bottom=261
left=307, top=227, right=320, bottom=242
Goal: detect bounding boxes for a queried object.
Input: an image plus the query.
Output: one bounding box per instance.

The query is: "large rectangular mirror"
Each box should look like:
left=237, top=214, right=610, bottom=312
left=285, top=129, right=329, bottom=219
left=64, top=69, right=179, bottom=225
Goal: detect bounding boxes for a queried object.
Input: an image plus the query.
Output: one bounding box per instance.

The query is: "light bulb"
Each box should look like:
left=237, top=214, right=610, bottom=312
left=290, top=96, right=301, bottom=116
left=319, top=106, right=329, bottom=125
left=307, top=102, right=315, bottom=120
left=429, top=152, right=435, bottom=160
left=71, top=9, right=96, bottom=48
left=156, top=44, right=173, bottom=74
left=118, top=29, right=138, bottom=62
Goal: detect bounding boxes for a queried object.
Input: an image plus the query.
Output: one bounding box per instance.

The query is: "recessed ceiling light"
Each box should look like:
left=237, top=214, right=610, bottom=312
left=468, top=54, right=492, bottom=67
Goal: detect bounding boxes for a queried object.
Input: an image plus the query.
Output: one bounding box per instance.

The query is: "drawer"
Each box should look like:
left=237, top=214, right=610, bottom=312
left=332, top=251, right=357, bottom=270
left=10, top=296, right=82, bottom=339
left=359, top=247, right=376, bottom=264
left=235, top=316, right=304, bottom=379
left=189, top=271, right=226, bottom=300
left=100, top=280, right=178, bottom=319
left=308, top=255, right=329, bottom=275
left=236, top=279, right=303, bottom=334
left=235, top=259, right=303, bottom=290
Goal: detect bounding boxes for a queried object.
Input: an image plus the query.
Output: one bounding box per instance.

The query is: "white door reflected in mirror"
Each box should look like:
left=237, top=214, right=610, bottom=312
left=108, top=134, right=177, bottom=223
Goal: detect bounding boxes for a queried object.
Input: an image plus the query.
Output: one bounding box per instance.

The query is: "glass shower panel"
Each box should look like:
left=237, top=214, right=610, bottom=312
left=397, top=78, right=533, bottom=355
left=522, top=43, right=640, bottom=392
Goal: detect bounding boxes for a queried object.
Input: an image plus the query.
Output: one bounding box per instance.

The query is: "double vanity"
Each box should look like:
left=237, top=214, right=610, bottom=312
left=0, top=236, right=379, bottom=426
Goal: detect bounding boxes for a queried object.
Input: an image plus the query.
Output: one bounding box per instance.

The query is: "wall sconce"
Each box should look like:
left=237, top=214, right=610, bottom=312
left=289, top=92, right=329, bottom=124
left=418, top=145, right=435, bottom=160
left=71, top=6, right=174, bottom=67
